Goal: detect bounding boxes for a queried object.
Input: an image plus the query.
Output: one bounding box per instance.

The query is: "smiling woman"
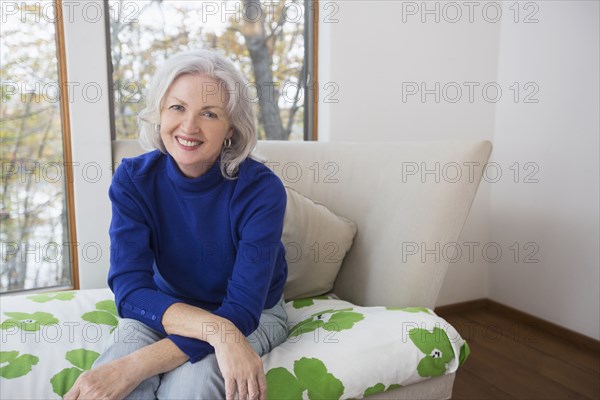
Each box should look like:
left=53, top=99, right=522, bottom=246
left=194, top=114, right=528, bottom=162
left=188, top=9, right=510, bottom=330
left=63, top=50, right=289, bottom=400
left=159, top=75, right=233, bottom=178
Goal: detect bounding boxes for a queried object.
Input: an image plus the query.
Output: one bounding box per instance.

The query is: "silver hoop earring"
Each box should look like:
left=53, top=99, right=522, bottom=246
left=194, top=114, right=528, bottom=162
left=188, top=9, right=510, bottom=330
left=224, top=138, right=232, bottom=148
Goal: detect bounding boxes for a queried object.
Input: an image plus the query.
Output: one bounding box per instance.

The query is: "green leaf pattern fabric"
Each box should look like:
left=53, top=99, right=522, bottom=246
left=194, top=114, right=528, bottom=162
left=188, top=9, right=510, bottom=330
left=363, top=383, right=402, bottom=397
left=264, top=296, right=469, bottom=399
left=65, top=349, right=100, bottom=371
left=458, top=342, right=470, bottom=367
left=27, top=292, right=76, bottom=303
left=0, top=351, right=39, bottom=379
left=292, top=295, right=332, bottom=309
left=409, top=328, right=455, bottom=377
left=82, top=300, right=119, bottom=332
left=386, top=306, right=433, bottom=315
left=81, top=300, right=118, bottom=328
left=1, top=289, right=470, bottom=399
left=266, top=357, right=344, bottom=400
left=51, top=349, right=100, bottom=396
left=50, top=367, right=83, bottom=397
left=0, top=288, right=119, bottom=399
left=1, top=311, right=59, bottom=331
left=289, top=308, right=364, bottom=337
left=94, top=300, right=118, bottom=316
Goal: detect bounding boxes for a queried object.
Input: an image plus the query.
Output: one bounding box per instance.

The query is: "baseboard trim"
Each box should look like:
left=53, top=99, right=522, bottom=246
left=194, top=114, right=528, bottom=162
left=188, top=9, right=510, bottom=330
left=435, top=298, right=600, bottom=353
left=434, top=298, right=489, bottom=315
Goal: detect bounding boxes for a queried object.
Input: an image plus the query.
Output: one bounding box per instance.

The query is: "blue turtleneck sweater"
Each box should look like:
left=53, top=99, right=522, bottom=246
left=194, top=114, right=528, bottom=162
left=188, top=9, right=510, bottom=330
left=108, top=150, right=287, bottom=363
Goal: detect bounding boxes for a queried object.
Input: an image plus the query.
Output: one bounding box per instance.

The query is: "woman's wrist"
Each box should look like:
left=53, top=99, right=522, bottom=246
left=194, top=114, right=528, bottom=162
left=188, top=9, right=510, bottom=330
left=163, top=302, right=236, bottom=345
left=114, top=355, right=146, bottom=385
left=119, top=338, right=188, bottom=382
left=204, top=317, right=244, bottom=349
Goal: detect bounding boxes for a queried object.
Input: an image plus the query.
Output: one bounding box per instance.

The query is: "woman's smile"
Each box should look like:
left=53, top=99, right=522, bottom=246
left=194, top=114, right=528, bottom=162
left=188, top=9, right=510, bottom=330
left=175, top=135, right=204, bottom=150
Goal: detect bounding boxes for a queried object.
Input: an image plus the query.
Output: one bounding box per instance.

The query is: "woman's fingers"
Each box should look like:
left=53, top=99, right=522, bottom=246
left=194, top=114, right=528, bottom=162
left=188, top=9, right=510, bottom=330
left=258, top=371, right=267, bottom=400
left=247, top=376, right=260, bottom=400
left=225, top=375, right=263, bottom=400
left=214, top=337, right=268, bottom=400
left=63, top=382, right=80, bottom=400
left=237, top=378, right=249, bottom=400
left=225, top=377, right=237, bottom=400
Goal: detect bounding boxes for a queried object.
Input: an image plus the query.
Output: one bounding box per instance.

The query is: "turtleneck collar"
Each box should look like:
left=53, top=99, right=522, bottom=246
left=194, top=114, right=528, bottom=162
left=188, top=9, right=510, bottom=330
left=165, top=153, right=225, bottom=194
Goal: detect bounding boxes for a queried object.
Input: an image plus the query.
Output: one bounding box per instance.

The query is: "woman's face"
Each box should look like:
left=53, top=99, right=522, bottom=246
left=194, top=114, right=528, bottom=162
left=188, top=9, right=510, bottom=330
left=159, top=73, right=232, bottom=178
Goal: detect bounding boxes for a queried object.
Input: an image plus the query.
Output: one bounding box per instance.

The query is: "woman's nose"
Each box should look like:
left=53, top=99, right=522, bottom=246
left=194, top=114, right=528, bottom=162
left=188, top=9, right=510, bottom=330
left=180, top=114, right=200, bottom=134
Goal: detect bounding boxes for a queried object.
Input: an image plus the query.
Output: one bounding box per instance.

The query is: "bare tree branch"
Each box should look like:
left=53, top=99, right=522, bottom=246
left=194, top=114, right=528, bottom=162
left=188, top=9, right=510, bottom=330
left=285, top=60, right=305, bottom=138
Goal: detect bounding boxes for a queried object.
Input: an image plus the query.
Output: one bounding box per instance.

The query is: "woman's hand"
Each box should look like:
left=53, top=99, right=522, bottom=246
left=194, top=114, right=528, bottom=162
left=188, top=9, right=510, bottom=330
left=213, top=335, right=267, bottom=400
left=63, top=357, right=141, bottom=400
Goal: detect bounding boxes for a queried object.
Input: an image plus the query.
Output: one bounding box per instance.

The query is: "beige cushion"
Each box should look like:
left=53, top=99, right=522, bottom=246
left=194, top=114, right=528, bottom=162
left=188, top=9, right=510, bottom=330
left=282, top=187, right=358, bottom=300
left=255, top=140, right=492, bottom=309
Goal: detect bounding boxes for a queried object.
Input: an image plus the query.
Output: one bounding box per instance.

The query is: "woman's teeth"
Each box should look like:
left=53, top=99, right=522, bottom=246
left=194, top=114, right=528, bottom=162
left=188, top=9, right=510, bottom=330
left=176, top=137, right=202, bottom=147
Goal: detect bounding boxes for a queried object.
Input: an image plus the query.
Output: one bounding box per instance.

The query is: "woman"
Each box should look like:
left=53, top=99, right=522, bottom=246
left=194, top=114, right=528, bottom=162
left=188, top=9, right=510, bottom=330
left=64, top=50, right=289, bottom=400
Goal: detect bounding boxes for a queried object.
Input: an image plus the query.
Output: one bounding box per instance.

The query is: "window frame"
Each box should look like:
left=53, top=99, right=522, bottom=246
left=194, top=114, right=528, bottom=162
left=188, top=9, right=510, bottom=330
left=54, top=0, right=80, bottom=291
left=0, top=0, right=80, bottom=294
left=59, top=0, right=114, bottom=290
left=306, top=0, right=318, bottom=141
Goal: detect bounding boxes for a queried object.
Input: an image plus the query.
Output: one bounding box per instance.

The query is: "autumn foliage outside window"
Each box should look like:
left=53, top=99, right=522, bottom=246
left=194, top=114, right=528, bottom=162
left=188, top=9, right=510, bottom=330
left=108, top=0, right=309, bottom=141
left=1, top=1, right=74, bottom=293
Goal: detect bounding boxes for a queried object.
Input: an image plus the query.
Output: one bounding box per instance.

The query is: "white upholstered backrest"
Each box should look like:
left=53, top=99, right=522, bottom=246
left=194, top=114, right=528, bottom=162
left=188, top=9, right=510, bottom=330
left=113, top=140, right=492, bottom=309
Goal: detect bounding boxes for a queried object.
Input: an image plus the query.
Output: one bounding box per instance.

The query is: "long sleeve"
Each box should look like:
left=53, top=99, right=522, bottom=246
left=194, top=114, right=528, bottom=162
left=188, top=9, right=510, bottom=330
left=108, top=161, right=181, bottom=334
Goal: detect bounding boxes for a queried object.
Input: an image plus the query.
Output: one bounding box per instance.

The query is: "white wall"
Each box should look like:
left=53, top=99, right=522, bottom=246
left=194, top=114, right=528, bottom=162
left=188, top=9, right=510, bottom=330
left=318, top=0, right=599, bottom=339
left=318, top=0, right=502, bottom=305
left=489, top=1, right=599, bottom=339
left=63, top=1, right=113, bottom=289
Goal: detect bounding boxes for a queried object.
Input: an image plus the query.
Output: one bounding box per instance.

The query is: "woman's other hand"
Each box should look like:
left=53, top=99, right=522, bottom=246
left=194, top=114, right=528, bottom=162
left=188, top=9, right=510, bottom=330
left=213, top=334, right=267, bottom=400
left=63, top=358, right=141, bottom=400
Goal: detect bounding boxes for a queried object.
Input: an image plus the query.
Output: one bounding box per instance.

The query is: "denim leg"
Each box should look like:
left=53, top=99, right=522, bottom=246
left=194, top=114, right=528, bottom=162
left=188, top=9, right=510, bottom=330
left=246, top=297, right=289, bottom=356
left=92, top=318, right=164, bottom=400
left=156, top=298, right=289, bottom=400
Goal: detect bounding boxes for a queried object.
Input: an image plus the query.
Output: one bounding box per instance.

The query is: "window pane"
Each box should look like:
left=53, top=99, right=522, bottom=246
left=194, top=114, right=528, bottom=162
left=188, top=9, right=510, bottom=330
left=108, top=0, right=307, bottom=141
left=0, top=1, right=73, bottom=292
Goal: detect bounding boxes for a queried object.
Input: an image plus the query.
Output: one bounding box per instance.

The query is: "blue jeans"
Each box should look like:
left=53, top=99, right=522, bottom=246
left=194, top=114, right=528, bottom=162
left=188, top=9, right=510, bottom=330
left=93, top=298, right=288, bottom=399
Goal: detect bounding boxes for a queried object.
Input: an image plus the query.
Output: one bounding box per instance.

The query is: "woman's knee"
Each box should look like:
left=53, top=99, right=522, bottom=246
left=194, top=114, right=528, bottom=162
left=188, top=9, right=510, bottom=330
left=156, top=354, right=225, bottom=400
left=114, top=318, right=163, bottom=345
left=248, top=300, right=289, bottom=356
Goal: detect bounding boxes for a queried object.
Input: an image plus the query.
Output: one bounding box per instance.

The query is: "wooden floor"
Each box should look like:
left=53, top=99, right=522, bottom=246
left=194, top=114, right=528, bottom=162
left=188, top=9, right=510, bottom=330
left=436, top=306, right=600, bottom=399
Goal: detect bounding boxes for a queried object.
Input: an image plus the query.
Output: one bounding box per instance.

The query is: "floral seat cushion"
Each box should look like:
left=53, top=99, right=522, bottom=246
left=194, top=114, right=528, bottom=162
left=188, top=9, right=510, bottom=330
left=0, top=289, right=469, bottom=399
left=263, top=296, right=469, bottom=399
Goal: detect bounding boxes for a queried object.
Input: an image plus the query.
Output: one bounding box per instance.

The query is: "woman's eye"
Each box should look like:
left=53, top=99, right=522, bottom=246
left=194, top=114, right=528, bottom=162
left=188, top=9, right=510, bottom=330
left=169, top=105, right=184, bottom=111
left=203, top=111, right=217, bottom=119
